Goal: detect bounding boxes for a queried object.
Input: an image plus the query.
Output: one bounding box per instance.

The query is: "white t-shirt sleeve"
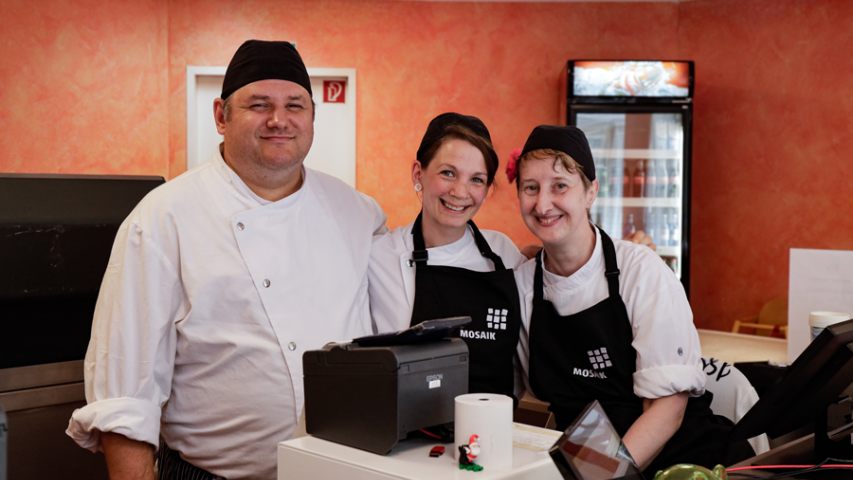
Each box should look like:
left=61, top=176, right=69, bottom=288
left=67, top=219, right=186, bottom=452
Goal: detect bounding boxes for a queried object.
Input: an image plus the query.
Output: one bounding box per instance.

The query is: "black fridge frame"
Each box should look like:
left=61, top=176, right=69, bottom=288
left=567, top=103, right=693, bottom=298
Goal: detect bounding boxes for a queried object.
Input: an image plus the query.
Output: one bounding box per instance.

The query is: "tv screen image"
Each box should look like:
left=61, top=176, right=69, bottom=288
left=572, top=61, right=691, bottom=98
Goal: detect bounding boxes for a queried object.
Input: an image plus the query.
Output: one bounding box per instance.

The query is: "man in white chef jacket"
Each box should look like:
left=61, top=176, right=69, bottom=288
left=66, top=40, right=387, bottom=480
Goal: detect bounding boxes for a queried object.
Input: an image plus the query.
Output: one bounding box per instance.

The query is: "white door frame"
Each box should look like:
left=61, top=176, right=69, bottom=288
left=186, top=66, right=357, bottom=185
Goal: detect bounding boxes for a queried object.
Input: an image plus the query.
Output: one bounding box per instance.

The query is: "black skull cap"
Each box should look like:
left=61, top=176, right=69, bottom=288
left=416, top=112, right=494, bottom=163
left=519, top=125, right=596, bottom=181
left=221, top=40, right=312, bottom=101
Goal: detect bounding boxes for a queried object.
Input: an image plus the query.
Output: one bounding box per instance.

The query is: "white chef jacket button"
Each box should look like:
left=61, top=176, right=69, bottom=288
left=236, top=222, right=245, bottom=231
left=263, top=279, right=271, bottom=288
left=288, top=342, right=297, bottom=351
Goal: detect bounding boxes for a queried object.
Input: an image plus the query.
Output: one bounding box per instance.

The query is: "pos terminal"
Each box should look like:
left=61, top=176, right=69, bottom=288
left=302, top=318, right=470, bottom=454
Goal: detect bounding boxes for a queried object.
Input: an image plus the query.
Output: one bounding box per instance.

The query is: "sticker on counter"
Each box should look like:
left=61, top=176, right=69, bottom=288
left=512, top=423, right=562, bottom=452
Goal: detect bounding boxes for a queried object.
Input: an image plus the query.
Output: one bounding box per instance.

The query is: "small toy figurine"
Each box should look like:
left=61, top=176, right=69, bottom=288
left=652, top=464, right=728, bottom=480
left=458, top=434, right=483, bottom=471
left=429, top=446, right=445, bottom=458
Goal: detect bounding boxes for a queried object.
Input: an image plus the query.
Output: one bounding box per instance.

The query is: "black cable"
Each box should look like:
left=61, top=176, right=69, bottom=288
left=728, top=457, right=853, bottom=480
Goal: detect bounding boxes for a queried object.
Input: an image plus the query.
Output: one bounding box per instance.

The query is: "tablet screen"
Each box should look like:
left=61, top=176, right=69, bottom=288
left=549, top=400, right=645, bottom=480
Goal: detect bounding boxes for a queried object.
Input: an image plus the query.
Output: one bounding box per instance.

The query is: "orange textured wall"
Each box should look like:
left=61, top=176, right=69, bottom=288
left=4, top=0, right=851, bottom=331
left=166, top=0, right=679, bottom=247
left=679, top=0, right=853, bottom=330
left=0, top=0, right=169, bottom=176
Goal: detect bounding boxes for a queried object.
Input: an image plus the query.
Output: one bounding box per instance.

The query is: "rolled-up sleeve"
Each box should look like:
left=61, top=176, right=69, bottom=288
left=629, top=278, right=705, bottom=399
left=67, top=220, right=186, bottom=452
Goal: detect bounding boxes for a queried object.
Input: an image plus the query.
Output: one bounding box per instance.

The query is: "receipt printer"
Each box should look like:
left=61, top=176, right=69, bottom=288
left=303, top=338, right=469, bottom=454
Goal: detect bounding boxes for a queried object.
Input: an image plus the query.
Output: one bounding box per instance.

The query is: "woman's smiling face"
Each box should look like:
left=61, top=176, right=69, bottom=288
left=517, top=156, right=598, bottom=248
left=413, top=138, right=489, bottom=237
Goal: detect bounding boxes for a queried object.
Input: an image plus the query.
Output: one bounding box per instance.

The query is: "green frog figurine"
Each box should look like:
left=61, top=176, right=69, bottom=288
left=652, top=464, right=728, bottom=480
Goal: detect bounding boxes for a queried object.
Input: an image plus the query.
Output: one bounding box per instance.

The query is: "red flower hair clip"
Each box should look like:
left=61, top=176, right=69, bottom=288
left=506, top=147, right=522, bottom=183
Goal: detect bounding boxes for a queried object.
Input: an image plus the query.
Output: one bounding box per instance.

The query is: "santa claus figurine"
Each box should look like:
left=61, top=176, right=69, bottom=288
left=459, top=434, right=482, bottom=468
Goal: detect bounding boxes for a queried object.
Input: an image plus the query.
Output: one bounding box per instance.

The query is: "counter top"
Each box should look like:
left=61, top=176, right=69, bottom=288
left=697, top=329, right=788, bottom=365
left=279, top=426, right=562, bottom=480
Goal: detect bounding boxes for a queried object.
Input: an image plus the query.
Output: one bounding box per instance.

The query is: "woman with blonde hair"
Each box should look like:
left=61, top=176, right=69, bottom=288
left=512, top=125, right=752, bottom=474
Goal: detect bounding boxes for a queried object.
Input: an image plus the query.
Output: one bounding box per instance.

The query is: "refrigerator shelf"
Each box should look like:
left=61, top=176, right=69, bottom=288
left=573, top=109, right=690, bottom=291
left=594, top=198, right=681, bottom=208
left=591, top=148, right=682, bottom=160
left=656, top=246, right=680, bottom=257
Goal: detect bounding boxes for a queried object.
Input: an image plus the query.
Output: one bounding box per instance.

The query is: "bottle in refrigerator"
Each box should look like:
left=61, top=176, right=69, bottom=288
left=598, top=161, right=609, bottom=198
left=656, top=210, right=670, bottom=247
left=669, top=210, right=680, bottom=247
left=623, top=163, right=631, bottom=198
left=608, top=163, right=620, bottom=198
left=644, top=209, right=655, bottom=236
left=622, top=213, right=636, bottom=238
left=667, top=118, right=682, bottom=152
left=652, top=118, right=668, bottom=150
left=656, top=159, right=668, bottom=198
left=610, top=163, right=622, bottom=198
left=632, top=160, right=645, bottom=198
left=644, top=159, right=656, bottom=198
left=664, top=256, right=678, bottom=274
left=667, top=160, right=681, bottom=198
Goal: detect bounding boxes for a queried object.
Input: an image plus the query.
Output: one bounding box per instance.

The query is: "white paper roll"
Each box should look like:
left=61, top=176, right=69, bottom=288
left=454, top=393, right=513, bottom=469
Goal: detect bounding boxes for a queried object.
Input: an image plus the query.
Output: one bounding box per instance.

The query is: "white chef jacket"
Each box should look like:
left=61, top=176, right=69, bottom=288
left=66, top=149, right=387, bottom=480
left=368, top=221, right=526, bottom=334
left=515, top=227, right=705, bottom=401
left=701, top=357, right=770, bottom=454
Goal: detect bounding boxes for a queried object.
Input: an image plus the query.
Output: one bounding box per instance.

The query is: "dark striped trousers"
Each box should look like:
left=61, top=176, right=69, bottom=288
left=158, top=440, right=225, bottom=480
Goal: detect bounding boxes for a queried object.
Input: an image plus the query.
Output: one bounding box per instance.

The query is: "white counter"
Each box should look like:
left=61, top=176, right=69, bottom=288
left=278, top=429, right=562, bottom=480
left=696, top=329, right=787, bottom=364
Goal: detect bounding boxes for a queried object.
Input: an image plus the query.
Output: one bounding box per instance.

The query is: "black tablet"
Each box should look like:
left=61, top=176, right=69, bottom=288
left=353, top=316, right=471, bottom=347
left=550, top=400, right=645, bottom=480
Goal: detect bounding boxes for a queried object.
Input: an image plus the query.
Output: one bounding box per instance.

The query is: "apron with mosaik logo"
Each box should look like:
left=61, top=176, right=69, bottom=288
left=409, top=213, right=521, bottom=404
left=528, top=227, right=750, bottom=474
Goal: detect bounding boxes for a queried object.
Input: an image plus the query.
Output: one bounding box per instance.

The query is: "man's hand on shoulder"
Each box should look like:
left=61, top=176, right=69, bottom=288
left=519, top=244, right=543, bottom=259
left=625, top=230, right=657, bottom=252
left=101, top=431, right=156, bottom=480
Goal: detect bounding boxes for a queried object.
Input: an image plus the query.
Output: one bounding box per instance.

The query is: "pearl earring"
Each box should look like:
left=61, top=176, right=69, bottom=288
left=414, top=183, right=423, bottom=192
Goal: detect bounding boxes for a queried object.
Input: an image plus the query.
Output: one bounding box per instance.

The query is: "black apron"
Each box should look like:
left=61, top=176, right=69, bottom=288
left=527, top=227, right=752, bottom=475
left=409, top=213, right=521, bottom=404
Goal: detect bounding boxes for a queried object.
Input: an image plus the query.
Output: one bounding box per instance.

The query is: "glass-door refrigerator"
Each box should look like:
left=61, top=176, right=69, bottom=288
left=567, top=60, right=694, bottom=295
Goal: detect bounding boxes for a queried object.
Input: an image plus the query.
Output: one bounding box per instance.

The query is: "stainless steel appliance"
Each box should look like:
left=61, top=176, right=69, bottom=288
left=0, top=173, right=164, bottom=479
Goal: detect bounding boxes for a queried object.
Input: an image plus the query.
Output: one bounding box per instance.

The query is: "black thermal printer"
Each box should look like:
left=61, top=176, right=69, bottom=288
left=303, top=337, right=469, bottom=454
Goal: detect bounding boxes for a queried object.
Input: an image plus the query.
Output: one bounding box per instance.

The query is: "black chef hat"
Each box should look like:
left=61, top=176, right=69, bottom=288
left=519, top=125, right=596, bottom=181
left=221, top=40, right=312, bottom=101
left=416, top=112, right=494, bottom=162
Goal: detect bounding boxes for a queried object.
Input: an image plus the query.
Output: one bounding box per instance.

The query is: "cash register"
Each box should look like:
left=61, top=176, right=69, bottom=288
left=302, top=317, right=471, bottom=454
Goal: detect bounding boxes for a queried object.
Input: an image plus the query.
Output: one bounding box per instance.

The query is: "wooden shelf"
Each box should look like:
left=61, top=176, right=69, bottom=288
left=591, top=148, right=682, bottom=160
left=593, top=197, right=681, bottom=208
